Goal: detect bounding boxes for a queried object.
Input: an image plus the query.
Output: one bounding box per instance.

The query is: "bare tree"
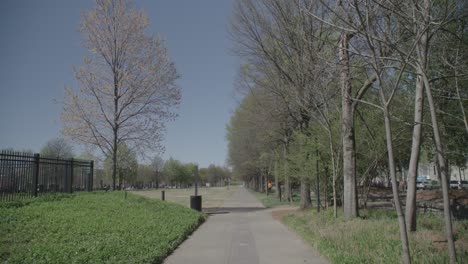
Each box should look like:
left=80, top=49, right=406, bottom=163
left=41, top=137, right=74, bottom=158
left=62, top=0, right=180, bottom=190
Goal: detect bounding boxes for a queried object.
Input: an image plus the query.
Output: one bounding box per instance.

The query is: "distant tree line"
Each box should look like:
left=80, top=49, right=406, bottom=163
left=37, top=137, right=232, bottom=190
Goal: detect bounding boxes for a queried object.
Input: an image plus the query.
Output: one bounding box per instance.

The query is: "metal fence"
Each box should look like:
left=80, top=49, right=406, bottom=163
left=0, top=150, right=94, bottom=201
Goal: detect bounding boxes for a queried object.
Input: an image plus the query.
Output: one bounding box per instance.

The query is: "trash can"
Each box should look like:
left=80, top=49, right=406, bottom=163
left=190, top=195, right=202, bottom=211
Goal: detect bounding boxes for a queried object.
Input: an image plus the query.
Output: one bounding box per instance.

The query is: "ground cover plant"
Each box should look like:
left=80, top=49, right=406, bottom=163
left=283, top=209, right=468, bottom=264
left=0, top=192, right=204, bottom=263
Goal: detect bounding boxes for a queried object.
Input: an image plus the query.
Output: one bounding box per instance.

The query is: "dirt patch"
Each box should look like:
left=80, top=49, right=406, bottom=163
left=456, top=238, right=468, bottom=252
left=365, top=187, right=468, bottom=205
left=429, top=233, right=468, bottom=252
left=271, top=208, right=298, bottom=221
left=417, top=189, right=468, bottom=205
left=366, top=186, right=393, bottom=195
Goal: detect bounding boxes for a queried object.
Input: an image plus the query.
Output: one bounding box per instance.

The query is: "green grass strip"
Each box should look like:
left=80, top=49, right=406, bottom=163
left=0, top=192, right=204, bottom=263
left=283, top=209, right=468, bottom=264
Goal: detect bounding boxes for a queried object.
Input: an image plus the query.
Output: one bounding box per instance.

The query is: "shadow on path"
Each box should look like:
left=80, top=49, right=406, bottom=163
left=203, top=206, right=266, bottom=214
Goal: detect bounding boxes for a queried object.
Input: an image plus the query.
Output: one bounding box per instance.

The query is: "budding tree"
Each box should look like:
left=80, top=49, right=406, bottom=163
left=61, top=0, right=180, bottom=190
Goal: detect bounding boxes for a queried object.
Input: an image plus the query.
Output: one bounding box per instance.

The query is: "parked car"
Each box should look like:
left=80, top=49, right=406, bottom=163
left=460, top=180, right=468, bottom=189
left=450, top=180, right=461, bottom=189
left=416, top=180, right=428, bottom=190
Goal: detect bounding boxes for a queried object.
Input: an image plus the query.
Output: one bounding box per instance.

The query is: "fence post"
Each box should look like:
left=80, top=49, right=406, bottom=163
left=69, top=158, right=74, bottom=193
left=33, top=153, right=40, bottom=197
left=89, top=160, right=94, bottom=192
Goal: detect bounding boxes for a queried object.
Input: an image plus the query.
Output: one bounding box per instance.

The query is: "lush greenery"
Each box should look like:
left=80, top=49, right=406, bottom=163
left=283, top=209, right=468, bottom=264
left=0, top=192, right=204, bottom=263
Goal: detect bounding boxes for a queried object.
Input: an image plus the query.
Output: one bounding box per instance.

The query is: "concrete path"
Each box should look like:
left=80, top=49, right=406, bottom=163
left=164, top=187, right=327, bottom=264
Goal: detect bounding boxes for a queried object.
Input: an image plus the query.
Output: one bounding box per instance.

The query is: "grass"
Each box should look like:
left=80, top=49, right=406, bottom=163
left=282, top=209, right=468, bottom=264
left=250, top=189, right=299, bottom=208
left=132, top=185, right=239, bottom=208
left=0, top=192, right=204, bottom=263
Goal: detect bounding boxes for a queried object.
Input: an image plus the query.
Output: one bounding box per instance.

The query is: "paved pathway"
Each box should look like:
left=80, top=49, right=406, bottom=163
left=164, top=187, right=327, bottom=264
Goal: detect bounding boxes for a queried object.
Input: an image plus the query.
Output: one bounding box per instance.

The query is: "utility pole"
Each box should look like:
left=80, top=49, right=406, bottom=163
left=194, top=164, right=198, bottom=196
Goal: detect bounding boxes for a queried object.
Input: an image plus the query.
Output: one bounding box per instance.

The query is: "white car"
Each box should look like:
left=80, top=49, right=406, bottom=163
left=416, top=181, right=428, bottom=190
left=450, top=180, right=462, bottom=189
left=459, top=180, right=468, bottom=189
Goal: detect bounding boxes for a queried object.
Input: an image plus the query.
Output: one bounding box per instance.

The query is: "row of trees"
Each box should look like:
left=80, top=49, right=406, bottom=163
left=163, top=159, right=232, bottom=188
left=227, top=0, right=467, bottom=262
left=39, top=137, right=232, bottom=190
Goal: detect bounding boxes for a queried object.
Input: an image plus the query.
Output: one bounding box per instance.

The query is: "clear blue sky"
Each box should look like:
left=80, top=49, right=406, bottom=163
left=0, top=0, right=238, bottom=167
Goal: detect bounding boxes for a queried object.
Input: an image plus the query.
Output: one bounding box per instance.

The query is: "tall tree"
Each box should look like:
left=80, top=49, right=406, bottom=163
left=61, top=0, right=180, bottom=190
left=303, top=0, right=380, bottom=219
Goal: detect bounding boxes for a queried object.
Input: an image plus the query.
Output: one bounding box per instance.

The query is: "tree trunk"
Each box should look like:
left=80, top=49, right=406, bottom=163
left=300, top=180, right=311, bottom=210
left=118, top=169, right=123, bottom=190
left=422, top=73, right=457, bottom=263
left=400, top=161, right=406, bottom=188
left=259, top=172, right=264, bottom=192
left=405, top=67, right=425, bottom=232
left=325, top=166, right=329, bottom=209
left=155, top=172, right=159, bottom=189
left=332, top=167, right=337, bottom=217
left=112, top=137, right=117, bottom=190
left=285, top=175, right=291, bottom=202
left=316, top=149, right=320, bottom=213
left=275, top=159, right=281, bottom=200
left=326, top=129, right=338, bottom=217
left=459, top=167, right=463, bottom=183
left=383, top=106, right=411, bottom=264
left=283, top=143, right=292, bottom=202
left=339, top=32, right=358, bottom=218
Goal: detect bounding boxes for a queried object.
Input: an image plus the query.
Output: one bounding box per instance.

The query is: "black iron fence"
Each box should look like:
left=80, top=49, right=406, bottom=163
left=0, top=150, right=94, bottom=201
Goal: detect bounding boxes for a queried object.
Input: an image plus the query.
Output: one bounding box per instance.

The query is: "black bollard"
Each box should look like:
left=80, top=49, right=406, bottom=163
left=161, top=190, right=165, bottom=201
